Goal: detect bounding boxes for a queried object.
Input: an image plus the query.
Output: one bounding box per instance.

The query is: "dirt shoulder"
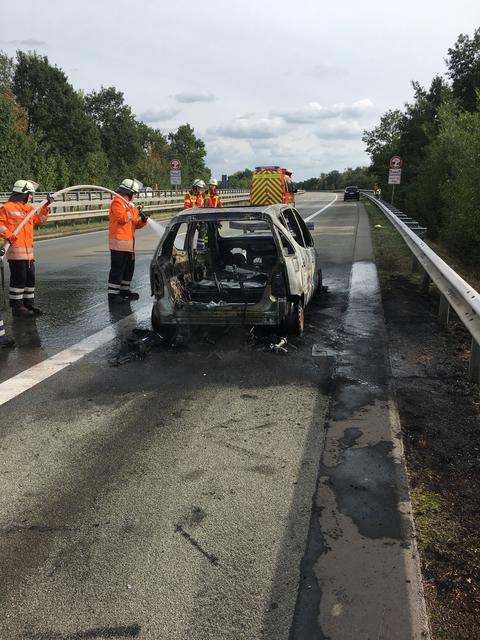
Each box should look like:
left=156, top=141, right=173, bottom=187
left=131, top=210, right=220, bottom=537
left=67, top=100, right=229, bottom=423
left=365, top=201, right=480, bottom=640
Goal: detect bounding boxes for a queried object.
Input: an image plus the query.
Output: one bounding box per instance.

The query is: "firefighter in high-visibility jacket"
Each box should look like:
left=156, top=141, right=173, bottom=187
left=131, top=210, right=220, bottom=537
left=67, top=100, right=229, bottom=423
left=204, top=178, right=222, bottom=208
left=0, top=180, right=52, bottom=318
left=184, top=179, right=205, bottom=208
left=108, top=178, right=148, bottom=303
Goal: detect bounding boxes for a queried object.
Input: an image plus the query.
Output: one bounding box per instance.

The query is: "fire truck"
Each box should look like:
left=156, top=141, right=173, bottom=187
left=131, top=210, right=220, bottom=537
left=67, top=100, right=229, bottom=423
left=250, top=167, right=296, bottom=206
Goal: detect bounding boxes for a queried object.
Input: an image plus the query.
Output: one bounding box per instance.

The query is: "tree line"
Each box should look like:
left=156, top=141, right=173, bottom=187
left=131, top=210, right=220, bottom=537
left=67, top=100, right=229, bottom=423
left=0, top=51, right=211, bottom=192
left=362, top=28, right=480, bottom=266
left=296, top=166, right=374, bottom=191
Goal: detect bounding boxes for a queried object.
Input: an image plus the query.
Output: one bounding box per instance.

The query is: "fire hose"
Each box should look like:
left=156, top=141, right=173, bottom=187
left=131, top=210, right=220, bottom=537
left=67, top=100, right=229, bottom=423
left=0, top=184, right=136, bottom=302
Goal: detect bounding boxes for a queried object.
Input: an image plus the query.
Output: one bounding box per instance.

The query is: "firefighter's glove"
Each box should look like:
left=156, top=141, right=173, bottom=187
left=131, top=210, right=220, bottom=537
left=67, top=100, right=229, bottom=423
left=46, top=193, right=54, bottom=205
left=0, top=246, right=5, bottom=258
left=8, top=235, right=18, bottom=245
left=139, top=211, right=150, bottom=223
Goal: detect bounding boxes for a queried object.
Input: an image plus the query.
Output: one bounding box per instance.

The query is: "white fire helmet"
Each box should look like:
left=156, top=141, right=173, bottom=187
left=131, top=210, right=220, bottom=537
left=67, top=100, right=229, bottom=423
left=119, top=178, right=143, bottom=194
left=208, top=178, right=218, bottom=187
left=12, top=180, right=39, bottom=194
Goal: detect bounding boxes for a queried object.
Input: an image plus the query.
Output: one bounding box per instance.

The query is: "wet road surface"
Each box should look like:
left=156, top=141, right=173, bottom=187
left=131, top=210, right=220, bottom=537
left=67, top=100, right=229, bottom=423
left=0, top=193, right=428, bottom=639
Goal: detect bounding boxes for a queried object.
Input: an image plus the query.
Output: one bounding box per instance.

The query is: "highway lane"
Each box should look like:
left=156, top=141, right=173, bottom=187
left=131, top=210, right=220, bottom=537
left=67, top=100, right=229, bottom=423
left=0, top=192, right=335, bottom=384
left=0, top=194, right=428, bottom=639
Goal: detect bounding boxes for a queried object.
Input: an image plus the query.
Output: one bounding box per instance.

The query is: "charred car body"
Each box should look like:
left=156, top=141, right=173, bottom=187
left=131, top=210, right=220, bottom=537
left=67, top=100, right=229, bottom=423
left=150, top=205, right=321, bottom=336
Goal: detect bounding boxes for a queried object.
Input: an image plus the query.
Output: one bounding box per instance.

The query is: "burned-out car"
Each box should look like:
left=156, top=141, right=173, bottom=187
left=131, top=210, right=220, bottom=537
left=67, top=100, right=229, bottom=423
left=150, top=205, right=322, bottom=337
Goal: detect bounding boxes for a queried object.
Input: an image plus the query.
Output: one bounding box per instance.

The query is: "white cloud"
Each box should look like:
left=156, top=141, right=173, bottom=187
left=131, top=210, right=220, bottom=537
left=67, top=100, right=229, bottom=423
left=209, top=115, right=290, bottom=140
left=0, top=39, right=47, bottom=46
left=275, top=99, right=374, bottom=124
left=315, top=120, right=364, bottom=140
left=173, top=91, right=215, bottom=103
left=138, top=107, right=181, bottom=123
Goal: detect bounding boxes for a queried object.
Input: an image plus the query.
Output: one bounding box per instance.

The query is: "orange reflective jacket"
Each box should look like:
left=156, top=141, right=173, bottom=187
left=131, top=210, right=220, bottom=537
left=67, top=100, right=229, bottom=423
left=108, top=196, right=146, bottom=252
left=184, top=191, right=204, bottom=208
left=0, top=201, right=49, bottom=260
left=205, top=190, right=222, bottom=208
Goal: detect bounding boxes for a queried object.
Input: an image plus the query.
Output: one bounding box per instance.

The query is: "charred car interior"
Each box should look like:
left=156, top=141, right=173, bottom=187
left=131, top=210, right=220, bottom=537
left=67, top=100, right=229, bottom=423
left=150, top=206, right=321, bottom=336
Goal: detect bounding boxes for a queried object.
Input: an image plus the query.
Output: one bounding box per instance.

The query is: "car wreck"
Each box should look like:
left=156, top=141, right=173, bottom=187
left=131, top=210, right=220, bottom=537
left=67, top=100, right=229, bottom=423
left=150, top=205, right=321, bottom=337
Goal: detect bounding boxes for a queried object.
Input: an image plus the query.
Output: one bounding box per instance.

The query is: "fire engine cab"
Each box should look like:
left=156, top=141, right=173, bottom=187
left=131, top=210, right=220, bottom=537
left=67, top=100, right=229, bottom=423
left=250, top=166, right=296, bottom=206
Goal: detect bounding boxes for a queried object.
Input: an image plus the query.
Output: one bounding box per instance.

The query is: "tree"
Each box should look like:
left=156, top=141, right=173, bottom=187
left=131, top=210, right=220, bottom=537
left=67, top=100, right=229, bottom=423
left=168, top=124, right=209, bottom=187
left=136, top=123, right=170, bottom=187
left=446, top=28, right=480, bottom=112
left=0, top=50, right=14, bottom=92
left=13, top=51, right=100, bottom=163
left=0, top=91, right=32, bottom=190
left=227, top=168, right=252, bottom=189
left=85, top=87, right=143, bottom=184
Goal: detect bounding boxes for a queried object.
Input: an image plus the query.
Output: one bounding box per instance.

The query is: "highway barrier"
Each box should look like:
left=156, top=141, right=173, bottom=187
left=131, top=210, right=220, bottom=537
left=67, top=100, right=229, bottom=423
left=363, top=191, right=480, bottom=382
left=0, top=190, right=250, bottom=222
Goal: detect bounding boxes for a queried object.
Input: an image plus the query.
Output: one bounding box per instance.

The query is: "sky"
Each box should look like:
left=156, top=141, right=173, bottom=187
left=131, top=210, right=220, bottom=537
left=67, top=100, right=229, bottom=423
left=1, top=0, right=479, bottom=181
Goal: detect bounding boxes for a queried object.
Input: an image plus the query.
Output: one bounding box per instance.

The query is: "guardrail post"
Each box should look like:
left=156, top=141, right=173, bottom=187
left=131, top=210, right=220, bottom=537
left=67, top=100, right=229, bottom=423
left=421, top=271, right=430, bottom=293
left=438, top=294, right=451, bottom=326
left=468, top=339, right=480, bottom=383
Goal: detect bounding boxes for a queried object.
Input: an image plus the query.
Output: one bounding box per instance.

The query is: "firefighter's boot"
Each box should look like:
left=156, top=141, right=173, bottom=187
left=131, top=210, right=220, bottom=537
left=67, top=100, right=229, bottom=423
left=120, top=290, right=140, bottom=301
left=24, top=301, right=43, bottom=316
left=11, top=304, right=34, bottom=318
left=0, top=335, right=15, bottom=348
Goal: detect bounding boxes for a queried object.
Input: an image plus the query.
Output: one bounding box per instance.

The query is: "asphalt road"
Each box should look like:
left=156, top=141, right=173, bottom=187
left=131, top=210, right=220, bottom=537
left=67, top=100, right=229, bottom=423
left=0, top=193, right=429, bottom=639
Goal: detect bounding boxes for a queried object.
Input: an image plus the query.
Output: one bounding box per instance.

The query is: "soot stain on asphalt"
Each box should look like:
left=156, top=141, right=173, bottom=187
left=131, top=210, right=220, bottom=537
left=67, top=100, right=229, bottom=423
left=289, top=503, right=330, bottom=640
left=320, top=438, right=405, bottom=541
left=174, top=524, right=219, bottom=566
left=29, top=622, right=141, bottom=639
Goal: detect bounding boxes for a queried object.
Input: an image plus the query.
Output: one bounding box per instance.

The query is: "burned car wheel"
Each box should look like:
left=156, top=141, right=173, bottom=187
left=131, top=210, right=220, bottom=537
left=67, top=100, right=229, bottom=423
left=283, top=298, right=304, bottom=336
left=151, top=305, right=177, bottom=342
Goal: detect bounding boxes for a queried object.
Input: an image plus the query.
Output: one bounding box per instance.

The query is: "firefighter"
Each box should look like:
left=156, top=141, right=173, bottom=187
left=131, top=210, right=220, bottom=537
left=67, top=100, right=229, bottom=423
left=184, top=179, right=206, bottom=208
left=107, top=178, right=148, bottom=303
left=0, top=180, right=52, bottom=318
left=204, top=178, right=222, bottom=208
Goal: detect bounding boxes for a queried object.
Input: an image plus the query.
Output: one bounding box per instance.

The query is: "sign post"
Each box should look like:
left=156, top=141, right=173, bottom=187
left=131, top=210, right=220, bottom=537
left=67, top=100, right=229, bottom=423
left=169, top=159, right=182, bottom=192
left=388, top=156, right=403, bottom=205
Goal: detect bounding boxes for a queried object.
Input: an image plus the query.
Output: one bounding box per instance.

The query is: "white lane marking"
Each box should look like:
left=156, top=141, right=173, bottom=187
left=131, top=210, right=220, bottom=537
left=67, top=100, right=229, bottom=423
left=305, top=195, right=338, bottom=221
left=0, top=305, right=151, bottom=407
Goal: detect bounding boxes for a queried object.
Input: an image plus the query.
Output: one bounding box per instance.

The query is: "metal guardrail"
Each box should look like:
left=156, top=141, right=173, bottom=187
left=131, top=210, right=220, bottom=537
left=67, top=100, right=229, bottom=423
left=0, top=190, right=250, bottom=222
left=0, top=188, right=246, bottom=204
left=363, top=192, right=480, bottom=382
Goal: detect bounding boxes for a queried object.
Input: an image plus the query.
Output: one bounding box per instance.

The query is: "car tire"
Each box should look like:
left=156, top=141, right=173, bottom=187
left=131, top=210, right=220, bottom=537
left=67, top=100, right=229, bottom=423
left=283, top=298, right=304, bottom=336
left=151, top=305, right=178, bottom=343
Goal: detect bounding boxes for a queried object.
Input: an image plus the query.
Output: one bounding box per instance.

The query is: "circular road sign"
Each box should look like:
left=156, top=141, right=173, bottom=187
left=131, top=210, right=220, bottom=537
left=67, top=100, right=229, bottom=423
left=169, top=159, right=181, bottom=170
left=389, top=155, right=403, bottom=169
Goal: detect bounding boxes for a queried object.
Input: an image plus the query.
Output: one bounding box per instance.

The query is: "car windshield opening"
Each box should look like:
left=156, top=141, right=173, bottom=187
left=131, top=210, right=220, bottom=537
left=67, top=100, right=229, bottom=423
left=156, top=218, right=281, bottom=305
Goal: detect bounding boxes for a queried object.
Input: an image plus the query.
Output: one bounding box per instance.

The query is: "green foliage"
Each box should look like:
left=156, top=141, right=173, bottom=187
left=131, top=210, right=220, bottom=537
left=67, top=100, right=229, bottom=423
left=228, top=168, right=252, bottom=189
left=297, top=166, right=376, bottom=191
left=13, top=51, right=100, bottom=160
left=363, top=27, right=480, bottom=265
left=0, top=49, right=213, bottom=191
left=362, top=109, right=403, bottom=190
left=446, top=28, right=480, bottom=112
left=168, top=124, right=209, bottom=187
left=0, top=91, right=32, bottom=190
left=85, top=86, right=142, bottom=183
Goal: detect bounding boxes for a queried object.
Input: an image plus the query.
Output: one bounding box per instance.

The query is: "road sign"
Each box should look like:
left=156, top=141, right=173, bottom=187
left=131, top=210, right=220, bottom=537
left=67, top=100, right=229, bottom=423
left=170, top=169, right=181, bottom=185
left=388, top=168, right=402, bottom=185
left=169, top=159, right=181, bottom=170
left=389, top=155, right=403, bottom=169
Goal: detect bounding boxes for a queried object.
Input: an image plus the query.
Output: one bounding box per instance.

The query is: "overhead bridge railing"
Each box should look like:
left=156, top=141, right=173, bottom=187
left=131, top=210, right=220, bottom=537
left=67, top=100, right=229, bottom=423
left=363, top=191, right=480, bottom=383
left=0, top=190, right=250, bottom=222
